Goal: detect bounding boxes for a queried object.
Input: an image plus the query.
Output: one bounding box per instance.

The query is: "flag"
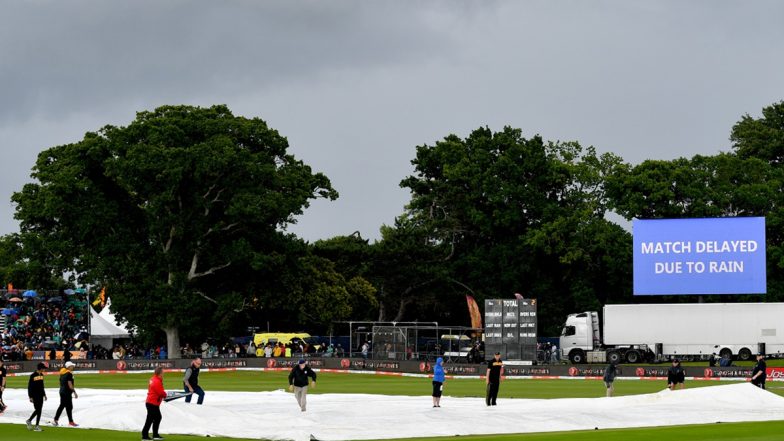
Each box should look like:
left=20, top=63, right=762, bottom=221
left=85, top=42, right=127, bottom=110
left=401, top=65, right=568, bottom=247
left=92, top=287, right=106, bottom=307
left=465, top=295, right=482, bottom=329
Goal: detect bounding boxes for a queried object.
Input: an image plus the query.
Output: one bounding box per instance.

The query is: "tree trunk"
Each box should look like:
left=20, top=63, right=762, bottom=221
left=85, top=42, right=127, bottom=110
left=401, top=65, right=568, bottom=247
left=392, top=298, right=412, bottom=322
left=377, top=301, right=386, bottom=321
left=164, top=326, right=180, bottom=359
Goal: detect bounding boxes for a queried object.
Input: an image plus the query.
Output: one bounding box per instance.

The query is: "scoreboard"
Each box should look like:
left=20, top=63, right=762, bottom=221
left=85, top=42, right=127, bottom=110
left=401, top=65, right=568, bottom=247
left=484, top=299, right=537, bottom=360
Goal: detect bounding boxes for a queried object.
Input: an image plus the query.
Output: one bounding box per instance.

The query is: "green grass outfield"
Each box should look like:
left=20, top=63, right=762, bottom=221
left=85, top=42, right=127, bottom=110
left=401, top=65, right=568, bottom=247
left=2, top=420, right=784, bottom=441
left=3, top=371, right=784, bottom=440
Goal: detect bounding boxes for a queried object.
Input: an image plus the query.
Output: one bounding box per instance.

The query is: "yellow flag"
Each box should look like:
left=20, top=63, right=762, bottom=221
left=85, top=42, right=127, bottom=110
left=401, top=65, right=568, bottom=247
left=92, top=287, right=106, bottom=306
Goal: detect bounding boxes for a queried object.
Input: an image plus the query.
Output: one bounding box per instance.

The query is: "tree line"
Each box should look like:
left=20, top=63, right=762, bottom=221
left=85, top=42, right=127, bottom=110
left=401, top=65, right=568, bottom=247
left=2, top=101, right=783, bottom=354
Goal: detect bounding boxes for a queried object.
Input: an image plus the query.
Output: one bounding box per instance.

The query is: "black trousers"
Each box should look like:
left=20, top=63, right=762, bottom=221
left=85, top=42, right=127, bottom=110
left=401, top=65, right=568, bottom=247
left=486, top=382, right=499, bottom=406
left=142, top=403, right=162, bottom=438
left=432, top=381, right=443, bottom=397
left=29, top=396, right=44, bottom=425
left=54, top=392, right=74, bottom=422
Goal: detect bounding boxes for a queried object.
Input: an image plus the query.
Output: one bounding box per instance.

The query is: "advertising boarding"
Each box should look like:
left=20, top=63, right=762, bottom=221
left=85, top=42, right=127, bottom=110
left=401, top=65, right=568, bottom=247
left=633, top=217, right=766, bottom=295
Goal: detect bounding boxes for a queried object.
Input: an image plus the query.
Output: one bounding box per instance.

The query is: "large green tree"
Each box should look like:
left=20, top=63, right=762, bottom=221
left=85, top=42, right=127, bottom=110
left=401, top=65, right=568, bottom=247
left=606, top=101, right=784, bottom=300
left=0, top=233, right=67, bottom=289
left=396, top=127, right=632, bottom=334
left=12, top=105, right=337, bottom=354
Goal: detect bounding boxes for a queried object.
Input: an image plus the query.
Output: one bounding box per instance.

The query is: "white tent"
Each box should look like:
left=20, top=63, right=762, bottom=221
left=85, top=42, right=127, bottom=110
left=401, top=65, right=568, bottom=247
left=97, top=299, right=130, bottom=335
left=89, top=298, right=130, bottom=348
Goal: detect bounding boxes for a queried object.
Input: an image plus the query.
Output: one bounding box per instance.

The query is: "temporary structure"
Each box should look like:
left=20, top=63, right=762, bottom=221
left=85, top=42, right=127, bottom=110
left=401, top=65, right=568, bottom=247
left=89, top=298, right=131, bottom=349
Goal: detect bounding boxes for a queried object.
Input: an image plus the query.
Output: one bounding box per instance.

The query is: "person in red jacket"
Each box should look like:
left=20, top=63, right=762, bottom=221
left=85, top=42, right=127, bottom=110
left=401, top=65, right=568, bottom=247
left=142, top=367, right=167, bottom=441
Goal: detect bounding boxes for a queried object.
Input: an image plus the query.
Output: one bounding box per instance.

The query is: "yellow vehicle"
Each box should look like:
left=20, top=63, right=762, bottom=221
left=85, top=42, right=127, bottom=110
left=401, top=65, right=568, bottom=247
left=253, top=332, right=314, bottom=348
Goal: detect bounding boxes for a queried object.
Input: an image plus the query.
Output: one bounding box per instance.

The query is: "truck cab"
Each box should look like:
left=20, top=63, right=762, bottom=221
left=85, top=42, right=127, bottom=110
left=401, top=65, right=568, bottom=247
left=560, top=311, right=600, bottom=364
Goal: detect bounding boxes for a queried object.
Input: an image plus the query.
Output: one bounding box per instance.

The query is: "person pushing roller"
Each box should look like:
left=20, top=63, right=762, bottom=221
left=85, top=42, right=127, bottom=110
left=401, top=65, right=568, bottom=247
left=183, top=357, right=205, bottom=404
left=142, top=366, right=167, bottom=441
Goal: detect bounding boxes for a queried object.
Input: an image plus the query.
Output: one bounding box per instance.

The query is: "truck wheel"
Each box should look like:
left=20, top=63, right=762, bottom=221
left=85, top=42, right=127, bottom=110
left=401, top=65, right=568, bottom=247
left=625, top=350, right=640, bottom=364
left=738, top=348, right=752, bottom=361
left=569, top=350, right=585, bottom=364
left=607, top=351, right=622, bottom=364
left=719, top=348, right=733, bottom=360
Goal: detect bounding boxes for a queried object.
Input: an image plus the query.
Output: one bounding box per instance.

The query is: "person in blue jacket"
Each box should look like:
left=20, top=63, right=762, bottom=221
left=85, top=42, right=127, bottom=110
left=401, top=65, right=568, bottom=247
left=431, top=357, right=446, bottom=407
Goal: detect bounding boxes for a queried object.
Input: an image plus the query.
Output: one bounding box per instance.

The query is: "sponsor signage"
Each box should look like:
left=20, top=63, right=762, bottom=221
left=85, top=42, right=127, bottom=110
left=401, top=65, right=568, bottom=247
left=1, top=362, right=24, bottom=372
left=767, top=367, right=784, bottom=379
left=633, top=217, right=766, bottom=295
left=120, top=360, right=175, bottom=370
left=448, top=365, right=481, bottom=375
left=3, top=357, right=768, bottom=380
left=701, top=367, right=754, bottom=378
left=504, top=366, right=551, bottom=376
left=568, top=366, right=605, bottom=377
left=349, top=360, right=401, bottom=371
left=265, top=358, right=325, bottom=369
left=202, top=360, right=248, bottom=368
left=635, top=367, right=668, bottom=378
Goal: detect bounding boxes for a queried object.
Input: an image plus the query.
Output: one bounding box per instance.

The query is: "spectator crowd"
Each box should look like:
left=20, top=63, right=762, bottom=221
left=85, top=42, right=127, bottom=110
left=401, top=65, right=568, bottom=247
left=1, top=290, right=89, bottom=361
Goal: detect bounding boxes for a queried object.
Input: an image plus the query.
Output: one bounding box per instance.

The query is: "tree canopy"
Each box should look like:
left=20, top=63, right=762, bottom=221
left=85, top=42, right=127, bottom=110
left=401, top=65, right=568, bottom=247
left=12, top=105, right=338, bottom=353
left=385, top=127, right=632, bottom=334
left=7, top=100, right=784, bottom=344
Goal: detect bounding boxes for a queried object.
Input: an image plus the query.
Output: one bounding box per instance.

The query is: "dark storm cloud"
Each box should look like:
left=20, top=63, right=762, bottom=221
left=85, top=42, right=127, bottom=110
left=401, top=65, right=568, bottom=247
left=0, top=1, right=783, bottom=241
left=0, top=1, right=458, bottom=123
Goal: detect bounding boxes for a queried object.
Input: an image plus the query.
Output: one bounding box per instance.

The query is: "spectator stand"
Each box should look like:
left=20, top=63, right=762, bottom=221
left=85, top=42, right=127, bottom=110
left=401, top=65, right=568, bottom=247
left=1, top=288, right=90, bottom=361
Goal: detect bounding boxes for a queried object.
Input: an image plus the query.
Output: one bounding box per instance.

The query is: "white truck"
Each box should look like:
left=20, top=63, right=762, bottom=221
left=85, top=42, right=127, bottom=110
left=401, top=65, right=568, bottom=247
left=560, top=303, right=784, bottom=364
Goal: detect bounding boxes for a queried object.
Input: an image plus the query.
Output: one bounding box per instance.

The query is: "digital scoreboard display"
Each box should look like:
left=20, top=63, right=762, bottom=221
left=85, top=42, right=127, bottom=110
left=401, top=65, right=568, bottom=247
left=633, top=217, right=766, bottom=295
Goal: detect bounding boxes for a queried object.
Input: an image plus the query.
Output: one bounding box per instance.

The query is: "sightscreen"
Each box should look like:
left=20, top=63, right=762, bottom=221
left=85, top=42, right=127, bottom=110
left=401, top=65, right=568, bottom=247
left=633, top=217, right=766, bottom=295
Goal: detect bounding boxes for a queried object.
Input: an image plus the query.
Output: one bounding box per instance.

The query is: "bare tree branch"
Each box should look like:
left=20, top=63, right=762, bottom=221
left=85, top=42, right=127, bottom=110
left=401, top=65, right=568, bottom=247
left=201, top=222, right=240, bottom=240
left=187, top=247, right=232, bottom=280
left=194, top=290, right=218, bottom=304
left=163, top=226, right=175, bottom=253
left=188, top=260, right=232, bottom=281
left=447, top=278, right=477, bottom=296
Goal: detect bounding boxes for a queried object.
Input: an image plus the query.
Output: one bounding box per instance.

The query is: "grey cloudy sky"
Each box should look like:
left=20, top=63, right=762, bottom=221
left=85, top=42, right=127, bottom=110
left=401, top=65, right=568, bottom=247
left=1, top=1, right=782, bottom=242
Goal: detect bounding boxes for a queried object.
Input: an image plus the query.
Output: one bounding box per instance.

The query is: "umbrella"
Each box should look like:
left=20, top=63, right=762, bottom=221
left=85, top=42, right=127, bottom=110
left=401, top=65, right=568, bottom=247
left=64, top=289, right=76, bottom=295
left=23, top=290, right=38, bottom=298
left=9, top=297, right=22, bottom=302
left=48, top=297, right=64, bottom=303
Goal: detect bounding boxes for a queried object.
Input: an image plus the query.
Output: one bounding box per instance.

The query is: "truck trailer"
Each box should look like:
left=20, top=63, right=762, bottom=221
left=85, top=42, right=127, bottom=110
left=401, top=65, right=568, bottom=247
left=560, top=303, right=784, bottom=364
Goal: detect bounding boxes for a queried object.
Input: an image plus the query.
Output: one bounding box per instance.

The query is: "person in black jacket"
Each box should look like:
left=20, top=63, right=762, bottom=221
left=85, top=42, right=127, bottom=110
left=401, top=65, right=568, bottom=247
left=603, top=361, right=618, bottom=397
left=183, top=357, right=205, bottom=404
left=52, top=361, right=79, bottom=426
left=0, top=359, right=7, bottom=414
left=667, top=359, right=685, bottom=390
left=288, top=359, right=317, bottom=411
left=26, top=363, right=48, bottom=432
left=485, top=352, right=504, bottom=406
left=751, top=353, right=767, bottom=389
